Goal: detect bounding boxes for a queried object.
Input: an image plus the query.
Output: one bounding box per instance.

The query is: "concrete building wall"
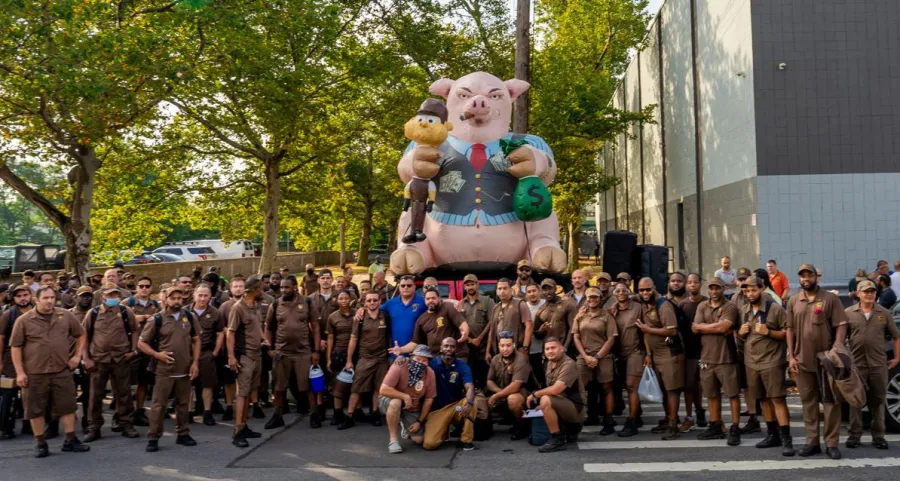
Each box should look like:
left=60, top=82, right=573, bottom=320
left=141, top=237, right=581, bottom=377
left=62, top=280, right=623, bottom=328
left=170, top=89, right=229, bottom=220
left=640, top=19, right=666, bottom=247
left=612, top=86, right=629, bottom=232
left=625, top=60, right=644, bottom=240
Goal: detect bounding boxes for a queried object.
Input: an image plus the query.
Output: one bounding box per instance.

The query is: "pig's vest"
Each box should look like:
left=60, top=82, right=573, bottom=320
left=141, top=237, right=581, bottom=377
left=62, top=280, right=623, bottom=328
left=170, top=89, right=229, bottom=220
left=404, top=133, right=552, bottom=226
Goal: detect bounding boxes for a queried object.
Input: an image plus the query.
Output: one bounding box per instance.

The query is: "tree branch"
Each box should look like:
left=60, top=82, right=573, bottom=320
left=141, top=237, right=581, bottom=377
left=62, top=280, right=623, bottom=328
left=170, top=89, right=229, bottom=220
left=371, top=0, right=436, bottom=82
left=132, top=1, right=181, bottom=17
left=0, top=163, right=69, bottom=229
left=168, top=98, right=271, bottom=160
left=277, top=155, right=318, bottom=178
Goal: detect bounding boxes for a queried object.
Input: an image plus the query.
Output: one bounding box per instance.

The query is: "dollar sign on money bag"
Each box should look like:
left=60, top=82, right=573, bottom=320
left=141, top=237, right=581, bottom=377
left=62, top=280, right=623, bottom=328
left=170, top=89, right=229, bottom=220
left=514, top=175, right=552, bottom=221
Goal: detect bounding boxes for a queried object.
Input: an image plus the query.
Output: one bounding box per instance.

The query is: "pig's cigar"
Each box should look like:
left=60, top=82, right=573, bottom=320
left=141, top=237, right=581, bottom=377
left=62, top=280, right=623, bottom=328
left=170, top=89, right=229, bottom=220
left=459, top=111, right=475, bottom=121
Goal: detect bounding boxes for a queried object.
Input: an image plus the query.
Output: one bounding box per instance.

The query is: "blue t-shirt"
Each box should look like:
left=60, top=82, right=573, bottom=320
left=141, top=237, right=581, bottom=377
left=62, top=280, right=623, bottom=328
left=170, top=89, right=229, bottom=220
left=381, top=294, right=425, bottom=348
left=429, top=357, right=473, bottom=410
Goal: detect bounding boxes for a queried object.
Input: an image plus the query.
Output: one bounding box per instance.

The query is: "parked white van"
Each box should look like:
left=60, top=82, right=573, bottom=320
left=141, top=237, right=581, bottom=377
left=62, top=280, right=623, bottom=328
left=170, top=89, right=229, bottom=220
left=165, top=239, right=255, bottom=259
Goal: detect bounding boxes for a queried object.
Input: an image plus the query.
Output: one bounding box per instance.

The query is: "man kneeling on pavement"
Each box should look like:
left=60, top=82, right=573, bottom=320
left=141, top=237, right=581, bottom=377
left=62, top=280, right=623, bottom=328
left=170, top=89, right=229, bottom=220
left=379, top=345, right=437, bottom=453
left=527, top=337, right=586, bottom=453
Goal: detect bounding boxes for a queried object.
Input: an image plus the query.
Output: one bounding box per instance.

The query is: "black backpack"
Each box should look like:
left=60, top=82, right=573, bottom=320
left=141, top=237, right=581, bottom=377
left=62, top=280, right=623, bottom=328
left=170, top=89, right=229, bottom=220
left=88, top=305, right=132, bottom=346
left=126, top=296, right=160, bottom=311
left=656, top=297, right=690, bottom=356
left=146, top=309, right=196, bottom=373
left=2, top=306, right=21, bottom=345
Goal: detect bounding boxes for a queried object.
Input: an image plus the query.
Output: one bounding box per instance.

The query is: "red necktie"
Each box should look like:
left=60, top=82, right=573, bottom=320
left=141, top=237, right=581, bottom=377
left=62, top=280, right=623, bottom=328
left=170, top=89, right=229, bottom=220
left=470, top=143, right=487, bottom=171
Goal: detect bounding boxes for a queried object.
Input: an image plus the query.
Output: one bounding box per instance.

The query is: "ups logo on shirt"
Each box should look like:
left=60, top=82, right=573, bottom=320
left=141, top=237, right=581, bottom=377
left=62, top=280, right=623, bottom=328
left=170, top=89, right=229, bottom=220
left=877, top=315, right=885, bottom=324
left=449, top=372, right=458, bottom=383
left=412, top=304, right=420, bottom=312
left=646, top=311, right=656, bottom=320
left=437, top=317, right=445, bottom=327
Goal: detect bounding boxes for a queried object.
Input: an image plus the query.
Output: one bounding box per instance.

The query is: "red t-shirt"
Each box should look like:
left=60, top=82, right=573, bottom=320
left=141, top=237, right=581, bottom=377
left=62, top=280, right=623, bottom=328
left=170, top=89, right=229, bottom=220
left=381, top=363, right=436, bottom=412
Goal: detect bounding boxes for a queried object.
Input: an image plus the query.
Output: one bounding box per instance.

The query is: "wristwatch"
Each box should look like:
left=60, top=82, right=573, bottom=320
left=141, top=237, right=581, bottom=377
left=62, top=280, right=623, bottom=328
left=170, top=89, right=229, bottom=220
left=133, top=349, right=140, bottom=356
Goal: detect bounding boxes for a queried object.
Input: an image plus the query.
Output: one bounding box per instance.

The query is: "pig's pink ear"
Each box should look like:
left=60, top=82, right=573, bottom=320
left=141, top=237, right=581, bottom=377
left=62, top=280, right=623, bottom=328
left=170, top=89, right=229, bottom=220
left=504, top=79, right=530, bottom=101
left=429, top=78, right=455, bottom=98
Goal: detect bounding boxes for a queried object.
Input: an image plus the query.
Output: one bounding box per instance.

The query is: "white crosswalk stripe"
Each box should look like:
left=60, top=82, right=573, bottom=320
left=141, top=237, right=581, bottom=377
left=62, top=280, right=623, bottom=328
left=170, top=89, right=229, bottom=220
left=578, top=435, right=900, bottom=450
left=584, top=458, right=900, bottom=473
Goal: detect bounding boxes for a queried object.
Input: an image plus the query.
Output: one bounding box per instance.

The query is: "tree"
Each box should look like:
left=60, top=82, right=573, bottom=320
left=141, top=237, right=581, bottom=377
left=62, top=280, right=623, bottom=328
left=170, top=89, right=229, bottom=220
left=0, top=162, right=65, bottom=245
left=0, top=0, right=191, bottom=281
left=531, top=0, right=653, bottom=271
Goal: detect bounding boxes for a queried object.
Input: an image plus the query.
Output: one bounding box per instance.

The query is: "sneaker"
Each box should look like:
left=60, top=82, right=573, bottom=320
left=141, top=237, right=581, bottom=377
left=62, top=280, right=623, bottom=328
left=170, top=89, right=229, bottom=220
left=617, top=418, right=639, bottom=438
left=845, top=437, right=861, bottom=449
left=873, top=438, right=889, bottom=450
left=651, top=417, right=678, bottom=434
left=203, top=411, right=217, bottom=427
left=34, top=443, right=49, bottom=458
left=461, top=442, right=476, bottom=451
left=388, top=440, right=403, bottom=454
left=798, top=444, right=822, bottom=457
left=265, top=413, right=285, bottom=430
left=61, top=438, right=90, bottom=453
left=696, top=408, right=708, bottom=428
left=146, top=440, right=159, bottom=452
left=221, top=406, right=234, bottom=422
left=825, top=447, right=841, bottom=460
left=252, top=405, right=265, bottom=419
left=83, top=431, right=101, bottom=443
left=739, top=417, right=761, bottom=435
left=538, top=434, right=567, bottom=453
left=679, top=417, right=695, bottom=433
left=697, top=421, right=726, bottom=440
left=176, top=434, right=197, bottom=446
left=400, top=425, right=410, bottom=440
left=782, top=434, right=796, bottom=457
left=232, top=433, right=249, bottom=448
left=132, top=410, right=150, bottom=427
left=726, top=424, right=741, bottom=446
left=241, top=426, right=262, bottom=439
left=337, top=418, right=355, bottom=431
left=661, top=424, right=680, bottom=441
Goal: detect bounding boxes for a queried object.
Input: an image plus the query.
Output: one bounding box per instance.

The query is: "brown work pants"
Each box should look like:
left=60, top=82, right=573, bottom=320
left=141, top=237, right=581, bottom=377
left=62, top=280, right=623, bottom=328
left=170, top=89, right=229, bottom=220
left=148, top=375, right=192, bottom=440
left=423, top=399, right=477, bottom=450
left=795, top=370, right=841, bottom=448
left=88, top=362, right=134, bottom=432
left=849, top=366, right=889, bottom=439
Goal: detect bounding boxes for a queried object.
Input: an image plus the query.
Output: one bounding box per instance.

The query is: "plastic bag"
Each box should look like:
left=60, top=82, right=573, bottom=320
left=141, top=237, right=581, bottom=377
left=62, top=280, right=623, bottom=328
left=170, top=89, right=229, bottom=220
left=638, top=366, right=664, bottom=403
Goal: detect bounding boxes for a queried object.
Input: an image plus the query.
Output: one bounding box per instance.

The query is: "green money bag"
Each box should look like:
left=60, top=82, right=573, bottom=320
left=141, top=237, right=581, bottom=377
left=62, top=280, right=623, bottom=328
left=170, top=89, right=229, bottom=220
left=514, top=175, right=552, bottom=221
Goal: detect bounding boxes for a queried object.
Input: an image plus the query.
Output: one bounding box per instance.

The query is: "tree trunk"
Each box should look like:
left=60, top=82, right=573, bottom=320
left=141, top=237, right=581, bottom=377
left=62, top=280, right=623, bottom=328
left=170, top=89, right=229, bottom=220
left=357, top=198, right=374, bottom=266
left=567, top=222, right=580, bottom=272
left=513, top=0, right=531, bottom=133
left=258, top=159, right=281, bottom=275
left=339, top=220, right=346, bottom=267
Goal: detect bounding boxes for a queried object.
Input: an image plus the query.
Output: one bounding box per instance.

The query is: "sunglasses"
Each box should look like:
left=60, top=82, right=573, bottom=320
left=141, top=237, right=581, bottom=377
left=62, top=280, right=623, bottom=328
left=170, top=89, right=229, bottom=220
left=365, top=299, right=379, bottom=302
left=614, top=290, right=629, bottom=294
left=399, top=284, right=414, bottom=288
left=518, top=267, right=532, bottom=271
left=638, top=288, right=653, bottom=293
left=138, top=284, right=152, bottom=289
left=424, top=284, right=437, bottom=290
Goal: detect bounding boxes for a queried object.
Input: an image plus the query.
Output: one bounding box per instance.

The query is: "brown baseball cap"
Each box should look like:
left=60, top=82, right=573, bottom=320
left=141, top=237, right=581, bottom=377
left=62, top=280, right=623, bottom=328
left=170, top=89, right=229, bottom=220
left=417, top=98, right=449, bottom=124
left=164, top=286, right=183, bottom=296
left=857, top=280, right=877, bottom=292
left=586, top=287, right=602, bottom=297
left=517, top=259, right=532, bottom=269
left=798, top=263, right=816, bottom=275
left=707, top=277, right=725, bottom=288
left=463, top=274, right=478, bottom=283
left=76, top=286, right=93, bottom=296
left=102, top=282, right=120, bottom=295
left=737, top=268, right=752, bottom=279
left=540, top=278, right=557, bottom=288
left=596, top=272, right=612, bottom=282
left=11, top=284, right=31, bottom=296
left=616, top=272, right=632, bottom=281
left=743, top=275, right=762, bottom=287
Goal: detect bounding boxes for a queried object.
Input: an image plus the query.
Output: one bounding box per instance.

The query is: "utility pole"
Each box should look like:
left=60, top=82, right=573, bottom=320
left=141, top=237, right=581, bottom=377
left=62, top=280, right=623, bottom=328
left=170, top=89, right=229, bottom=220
left=513, top=0, right=530, bottom=133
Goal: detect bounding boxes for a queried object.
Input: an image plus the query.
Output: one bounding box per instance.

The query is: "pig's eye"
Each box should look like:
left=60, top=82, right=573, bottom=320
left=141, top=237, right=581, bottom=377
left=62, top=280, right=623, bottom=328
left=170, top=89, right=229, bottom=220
left=459, top=93, right=470, bottom=99
left=491, top=94, right=502, bottom=100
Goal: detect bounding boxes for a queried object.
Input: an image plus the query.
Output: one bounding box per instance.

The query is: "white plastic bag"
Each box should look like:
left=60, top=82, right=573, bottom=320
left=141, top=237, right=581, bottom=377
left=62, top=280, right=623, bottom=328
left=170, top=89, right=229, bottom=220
left=638, top=366, right=664, bottom=403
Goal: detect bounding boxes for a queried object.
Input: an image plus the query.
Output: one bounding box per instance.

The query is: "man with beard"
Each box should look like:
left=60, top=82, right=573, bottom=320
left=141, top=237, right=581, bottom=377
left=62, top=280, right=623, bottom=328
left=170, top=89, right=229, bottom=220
left=203, top=273, right=230, bottom=308
left=610, top=282, right=645, bottom=437
left=341, top=292, right=390, bottom=430
left=786, top=264, right=848, bottom=459
left=634, top=278, right=684, bottom=441
left=372, top=271, right=394, bottom=303
left=677, top=274, right=707, bottom=432
left=267, top=273, right=283, bottom=300
left=301, top=264, right=319, bottom=296
left=456, top=274, right=495, bottom=387
left=10, top=287, right=90, bottom=458
left=309, top=270, right=338, bottom=353
left=392, top=289, right=470, bottom=361
left=190, top=285, right=224, bottom=426
left=667, top=272, right=688, bottom=304
left=512, top=260, right=537, bottom=299
left=485, top=279, right=532, bottom=362
left=217, top=274, right=245, bottom=422
left=58, top=273, right=76, bottom=309
left=692, top=277, right=741, bottom=446
left=69, top=286, right=94, bottom=433
left=845, top=280, right=900, bottom=450
left=594, top=272, right=613, bottom=307
left=422, top=338, right=476, bottom=450
left=82, top=284, right=140, bottom=442
left=524, top=284, right=546, bottom=386
left=175, top=276, right=195, bottom=307
left=487, top=331, right=531, bottom=440
left=573, top=287, right=618, bottom=435
left=226, top=276, right=268, bottom=448
left=265, top=276, right=321, bottom=430
left=0, top=285, right=34, bottom=438
left=138, top=287, right=200, bottom=452
left=736, top=275, right=794, bottom=456
left=379, top=345, right=437, bottom=454
left=566, top=269, right=589, bottom=309
left=526, top=337, right=586, bottom=453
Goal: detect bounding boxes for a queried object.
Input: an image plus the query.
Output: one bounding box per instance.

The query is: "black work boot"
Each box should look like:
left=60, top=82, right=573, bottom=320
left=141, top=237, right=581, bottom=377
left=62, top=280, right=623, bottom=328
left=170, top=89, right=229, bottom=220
left=755, top=421, right=781, bottom=448
left=203, top=411, right=216, bottom=426
left=538, top=432, right=567, bottom=453
left=221, top=406, right=234, bottom=422
left=782, top=434, right=796, bottom=457
left=739, top=416, right=761, bottom=435
left=265, top=413, right=285, bottom=430
left=727, top=424, right=741, bottom=446
left=617, top=418, right=639, bottom=438
left=61, top=437, right=90, bottom=452
left=697, top=421, right=726, bottom=440
left=599, top=415, right=616, bottom=436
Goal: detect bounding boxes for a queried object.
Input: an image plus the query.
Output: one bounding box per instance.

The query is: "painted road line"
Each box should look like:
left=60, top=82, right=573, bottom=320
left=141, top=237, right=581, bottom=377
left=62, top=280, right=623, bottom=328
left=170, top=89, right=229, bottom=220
left=582, top=421, right=810, bottom=432
left=584, top=458, right=900, bottom=473
left=578, top=435, right=900, bottom=450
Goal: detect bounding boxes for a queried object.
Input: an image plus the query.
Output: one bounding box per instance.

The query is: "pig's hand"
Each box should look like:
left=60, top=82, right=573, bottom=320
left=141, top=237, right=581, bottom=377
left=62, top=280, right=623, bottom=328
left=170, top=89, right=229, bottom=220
left=412, top=146, right=441, bottom=178
left=506, top=146, right=536, bottom=178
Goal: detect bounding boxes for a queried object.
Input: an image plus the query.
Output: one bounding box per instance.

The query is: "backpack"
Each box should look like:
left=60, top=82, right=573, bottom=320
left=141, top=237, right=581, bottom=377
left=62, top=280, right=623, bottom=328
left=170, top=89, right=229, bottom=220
left=2, top=306, right=21, bottom=345
left=656, top=297, right=689, bottom=356
left=146, top=309, right=196, bottom=373
left=126, top=296, right=160, bottom=311
left=88, top=305, right=132, bottom=346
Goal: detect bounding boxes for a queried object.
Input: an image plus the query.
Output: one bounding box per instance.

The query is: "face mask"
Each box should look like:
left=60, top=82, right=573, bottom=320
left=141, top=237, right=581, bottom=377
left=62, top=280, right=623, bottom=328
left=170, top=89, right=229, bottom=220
left=104, top=298, right=120, bottom=308
left=407, top=359, right=427, bottom=387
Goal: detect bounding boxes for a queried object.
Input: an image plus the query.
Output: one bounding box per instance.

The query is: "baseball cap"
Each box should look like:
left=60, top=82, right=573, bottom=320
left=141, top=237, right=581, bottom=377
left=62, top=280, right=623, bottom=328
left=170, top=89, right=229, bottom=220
left=517, top=259, right=532, bottom=269
left=540, top=278, right=557, bottom=288
left=164, top=286, right=183, bottom=296
left=586, top=287, right=602, bottom=297
left=0, top=283, right=8, bottom=294
left=11, top=284, right=31, bottom=296
left=857, top=280, right=877, bottom=292
left=616, top=272, right=632, bottom=281
left=463, top=274, right=479, bottom=283
left=737, top=268, right=752, bottom=279
left=743, top=275, right=762, bottom=287
left=319, top=268, right=333, bottom=277
left=411, top=345, right=433, bottom=359
left=707, top=277, right=725, bottom=288
left=76, top=286, right=94, bottom=296
left=597, top=272, right=612, bottom=282
left=102, top=282, right=121, bottom=295
left=798, top=263, right=816, bottom=275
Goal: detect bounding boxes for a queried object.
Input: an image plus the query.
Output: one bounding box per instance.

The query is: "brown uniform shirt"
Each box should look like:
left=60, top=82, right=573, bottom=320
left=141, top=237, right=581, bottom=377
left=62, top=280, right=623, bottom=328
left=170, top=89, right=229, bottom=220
left=487, top=350, right=531, bottom=389
left=9, top=308, right=83, bottom=375
left=413, top=303, right=467, bottom=358
left=739, top=300, right=788, bottom=370
left=610, top=299, right=644, bottom=357
left=786, top=288, right=848, bottom=373
left=191, top=304, right=223, bottom=351
left=534, top=299, right=578, bottom=343
left=545, top=355, right=585, bottom=407
left=565, top=290, right=587, bottom=309
left=126, top=296, right=161, bottom=328
left=327, top=310, right=355, bottom=352
left=458, top=296, right=495, bottom=339
left=845, top=304, right=900, bottom=369
left=512, top=280, right=536, bottom=300
left=352, top=310, right=390, bottom=360
left=309, top=291, right=339, bottom=346
left=227, top=301, right=263, bottom=360
left=301, top=274, right=319, bottom=296
left=139, top=310, right=199, bottom=377
left=381, top=363, right=437, bottom=412
left=82, top=305, right=137, bottom=364
left=694, top=300, right=739, bottom=365
left=640, top=293, right=678, bottom=356
left=574, top=308, right=618, bottom=357
left=373, top=282, right=394, bottom=303
left=490, top=299, right=531, bottom=348
left=267, top=297, right=313, bottom=354
left=0, top=306, right=36, bottom=377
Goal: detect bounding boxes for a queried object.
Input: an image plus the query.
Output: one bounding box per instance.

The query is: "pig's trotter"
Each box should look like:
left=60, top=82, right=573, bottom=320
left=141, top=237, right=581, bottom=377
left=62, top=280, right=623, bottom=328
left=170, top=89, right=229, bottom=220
left=532, top=246, right=567, bottom=272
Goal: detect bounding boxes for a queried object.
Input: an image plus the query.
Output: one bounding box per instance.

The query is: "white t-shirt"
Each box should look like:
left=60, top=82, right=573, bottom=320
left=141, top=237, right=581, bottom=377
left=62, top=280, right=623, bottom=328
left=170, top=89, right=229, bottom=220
left=528, top=300, right=546, bottom=355
left=714, top=268, right=737, bottom=296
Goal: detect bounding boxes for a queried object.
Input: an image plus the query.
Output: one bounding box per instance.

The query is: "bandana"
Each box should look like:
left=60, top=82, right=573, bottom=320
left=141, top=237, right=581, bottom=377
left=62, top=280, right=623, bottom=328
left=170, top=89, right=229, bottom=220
left=408, top=359, right=427, bottom=387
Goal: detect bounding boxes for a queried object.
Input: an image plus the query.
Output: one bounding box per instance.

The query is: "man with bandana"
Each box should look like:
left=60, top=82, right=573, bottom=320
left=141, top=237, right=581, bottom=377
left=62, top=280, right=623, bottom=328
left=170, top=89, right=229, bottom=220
left=0, top=285, right=34, bottom=438
left=422, top=338, right=476, bottom=451
left=379, top=345, right=437, bottom=454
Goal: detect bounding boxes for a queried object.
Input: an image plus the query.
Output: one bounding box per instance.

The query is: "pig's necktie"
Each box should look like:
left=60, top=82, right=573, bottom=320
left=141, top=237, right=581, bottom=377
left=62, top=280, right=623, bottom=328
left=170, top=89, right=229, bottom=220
left=470, top=143, right=487, bottom=171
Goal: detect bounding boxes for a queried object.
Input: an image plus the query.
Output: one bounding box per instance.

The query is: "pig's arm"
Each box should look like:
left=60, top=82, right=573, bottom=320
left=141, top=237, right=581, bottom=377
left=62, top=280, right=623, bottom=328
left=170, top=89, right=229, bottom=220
left=398, top=142, right=416, bottom=184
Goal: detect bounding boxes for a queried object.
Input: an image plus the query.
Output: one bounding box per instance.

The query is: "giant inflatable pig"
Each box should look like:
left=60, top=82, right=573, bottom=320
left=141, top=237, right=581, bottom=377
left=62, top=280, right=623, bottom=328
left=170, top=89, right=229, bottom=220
left=391, top=72, right=567, bottom=274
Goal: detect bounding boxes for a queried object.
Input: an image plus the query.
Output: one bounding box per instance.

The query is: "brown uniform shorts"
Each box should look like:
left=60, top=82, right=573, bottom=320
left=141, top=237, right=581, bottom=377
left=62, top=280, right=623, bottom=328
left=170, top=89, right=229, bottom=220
left=547, top=395, right=584, bottom=423
left=701, top=363, right=740, bottom=398
left=236, top=355, right=261, bottom=397
left=197, top=350, right=218, bottom=388
left=685, top=358, right=701, bottom=390
left=653, top=354, right=685, bottom=391
left=577, top=357, right=614, bottom=384
left=746, top=365, right=787, bottom=401
left=23, top=370, right=77, bottom=420
left=623, top=352, right=645, bottom=378
left=275, top=353, right=311, bottom=392
left=351, top=357, right=388, bottom=394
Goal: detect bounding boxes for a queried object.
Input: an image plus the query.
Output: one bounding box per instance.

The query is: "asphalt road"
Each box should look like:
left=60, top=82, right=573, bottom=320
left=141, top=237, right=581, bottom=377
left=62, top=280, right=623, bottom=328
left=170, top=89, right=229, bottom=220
left=0, top=396, right=898, bottom=481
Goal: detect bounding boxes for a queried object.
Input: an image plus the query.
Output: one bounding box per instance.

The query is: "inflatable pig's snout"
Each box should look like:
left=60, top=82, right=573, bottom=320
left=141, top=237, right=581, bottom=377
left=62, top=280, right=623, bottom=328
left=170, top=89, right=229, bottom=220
left=462, top=95, right=492, bottom=119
